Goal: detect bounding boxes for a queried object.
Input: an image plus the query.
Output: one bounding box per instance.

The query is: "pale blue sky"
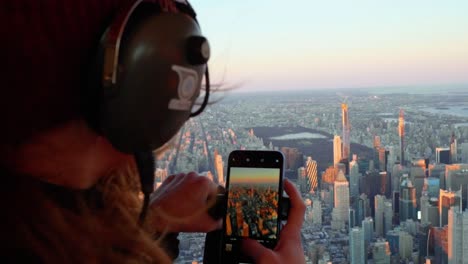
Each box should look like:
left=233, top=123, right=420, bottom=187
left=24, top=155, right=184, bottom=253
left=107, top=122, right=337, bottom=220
left=190, top=0, right=468, bottom=91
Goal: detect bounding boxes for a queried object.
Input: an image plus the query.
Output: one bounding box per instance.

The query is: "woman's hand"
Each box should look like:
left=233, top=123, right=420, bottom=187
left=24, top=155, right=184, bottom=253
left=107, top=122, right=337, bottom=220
left=241, top=179, right=306, bottom=264
left=149, top=172, right=223, bottom=233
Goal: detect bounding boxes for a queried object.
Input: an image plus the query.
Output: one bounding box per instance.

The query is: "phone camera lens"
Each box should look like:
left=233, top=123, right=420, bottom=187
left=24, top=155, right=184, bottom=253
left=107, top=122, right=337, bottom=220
left=260, top=159, right=264, bottom=162
left=276, top=159, right=279, bottom=163
left=246, top=158, right=250, bottom=162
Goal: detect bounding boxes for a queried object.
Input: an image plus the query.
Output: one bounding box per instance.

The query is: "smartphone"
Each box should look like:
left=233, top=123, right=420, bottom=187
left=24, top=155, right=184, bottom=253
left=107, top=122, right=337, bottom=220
left=221, top=150, right=284, bottom=263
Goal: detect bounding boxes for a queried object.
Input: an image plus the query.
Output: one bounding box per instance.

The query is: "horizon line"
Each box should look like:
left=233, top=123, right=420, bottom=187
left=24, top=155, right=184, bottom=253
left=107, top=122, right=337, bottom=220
left=223, top=83, right=468, bottom=94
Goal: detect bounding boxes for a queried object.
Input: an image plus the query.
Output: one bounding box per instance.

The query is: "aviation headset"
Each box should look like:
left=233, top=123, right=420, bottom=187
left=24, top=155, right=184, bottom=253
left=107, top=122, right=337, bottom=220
left=89, top=0, right=210, bottom=221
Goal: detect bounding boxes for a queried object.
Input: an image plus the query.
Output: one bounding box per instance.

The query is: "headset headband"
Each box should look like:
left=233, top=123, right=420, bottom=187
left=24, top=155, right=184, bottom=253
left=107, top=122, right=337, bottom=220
left=102, top=0, right=200, bottom=89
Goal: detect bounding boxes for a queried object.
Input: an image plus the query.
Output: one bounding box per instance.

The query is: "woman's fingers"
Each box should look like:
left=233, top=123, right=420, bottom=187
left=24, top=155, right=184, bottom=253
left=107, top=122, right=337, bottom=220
left=281, top=179, right=306, bottom=236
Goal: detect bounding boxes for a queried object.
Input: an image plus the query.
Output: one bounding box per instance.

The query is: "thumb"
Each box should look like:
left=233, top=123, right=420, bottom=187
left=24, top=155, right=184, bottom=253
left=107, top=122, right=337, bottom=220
left=241, top=238, right=273, bottom=263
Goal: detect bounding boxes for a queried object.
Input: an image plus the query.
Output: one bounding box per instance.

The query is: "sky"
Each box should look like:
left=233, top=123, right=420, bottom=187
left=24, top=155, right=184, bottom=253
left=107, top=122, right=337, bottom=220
left=229, top=167, right=280, bottom=185
left=190, top=0, right=468, bottom=92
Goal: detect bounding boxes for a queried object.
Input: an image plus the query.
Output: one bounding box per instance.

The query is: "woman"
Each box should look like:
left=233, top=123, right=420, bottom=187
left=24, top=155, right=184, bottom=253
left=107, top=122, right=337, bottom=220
left=0, top=0, right=305, bottom=263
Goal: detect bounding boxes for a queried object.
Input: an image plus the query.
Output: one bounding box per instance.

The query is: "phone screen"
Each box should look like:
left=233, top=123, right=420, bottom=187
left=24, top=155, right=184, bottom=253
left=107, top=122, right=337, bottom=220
left=225, top=167, right=280, bottom=240
left=222, top=151, right=283, bottom=263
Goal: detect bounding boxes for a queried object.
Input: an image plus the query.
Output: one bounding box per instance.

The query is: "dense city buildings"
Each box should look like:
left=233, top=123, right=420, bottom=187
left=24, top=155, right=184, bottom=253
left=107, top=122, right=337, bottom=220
left=164, top=89, right=468, bottom=263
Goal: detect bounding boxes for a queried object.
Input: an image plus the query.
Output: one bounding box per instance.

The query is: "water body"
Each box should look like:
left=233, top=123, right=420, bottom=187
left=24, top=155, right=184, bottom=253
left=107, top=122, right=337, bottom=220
left=270, top=132, right=328, bottom=140
left=382, top=118, right=413, bottom=124
left=421, top=106, right=468, bottom=118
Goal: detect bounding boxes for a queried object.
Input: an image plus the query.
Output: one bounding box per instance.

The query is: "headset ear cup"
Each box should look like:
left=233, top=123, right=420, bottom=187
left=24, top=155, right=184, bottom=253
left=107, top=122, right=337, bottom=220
left=98, top=11, right=205, bottom=153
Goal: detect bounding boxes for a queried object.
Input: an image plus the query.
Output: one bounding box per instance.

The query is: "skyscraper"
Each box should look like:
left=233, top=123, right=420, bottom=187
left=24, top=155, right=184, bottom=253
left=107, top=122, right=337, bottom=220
left=355, top=194, right=371, bottom=226
left=420, top=194, right=430, bottom=224
left=400, top=176, right=417, bottom=222
left=312, top=198, right=322, bottom=225
left=342, top=103, right=350, bottom=161
left=350, top=157, right=360, bottom=198
left=333, top=170, right=350, bottom=224
left=350, top=227, right=365, bottom=264
left=305, top=156, right=318, bottom=193
left=399, top=231, right=413, bottom=260
left=439, top=189, right=461, bottom=227
left=447, top=206, right=468, bottom=264
left=375, top=195, right=385, bottom=237
left=349, top=209, right=356, bottom=228
left=445, top=164, right=468, bottom=196
left=362, top=217, right=374, bottom=246
left=436, top=147, right=451, bottom=164
left=398, top=109, right=405, bottom=166
left=384, top=201, right=393, bottom=236
left=450, top=132, right=458, bottom=164
left=333, top=135, right=342, bottom=165
left=373, top=239, right=391, bottom=264
left=461, top=142, right=468, bottom=163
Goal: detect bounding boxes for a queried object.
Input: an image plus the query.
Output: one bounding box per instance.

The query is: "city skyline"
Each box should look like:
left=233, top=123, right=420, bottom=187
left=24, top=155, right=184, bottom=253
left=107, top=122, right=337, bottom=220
left=168, top=89, right=468, bottom=263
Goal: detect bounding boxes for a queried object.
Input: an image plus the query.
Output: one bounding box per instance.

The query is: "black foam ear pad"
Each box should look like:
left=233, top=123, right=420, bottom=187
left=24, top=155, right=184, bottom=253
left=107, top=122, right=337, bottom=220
left=97, top=4, right=207, bottom=153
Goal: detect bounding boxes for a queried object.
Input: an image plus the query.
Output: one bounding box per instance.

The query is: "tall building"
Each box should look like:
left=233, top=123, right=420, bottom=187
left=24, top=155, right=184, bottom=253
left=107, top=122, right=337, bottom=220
left=378, top=147, right=388, bottom=172
left=436, top=147, right=451, bottom=164
left=312, top=198, right=322, bottom=225
left=350, top=227, right=365, bottom=264
left=431, top=163, right=447, bottom=189
left=400, top=176, right=417, bottom=222
left=420, top=194, right=430, bottom=224
left=433, top=226, right=449, bottom=263
left=333, top=170, right=350, bottom=224
left=399, top=231, right=413, bottom=260
left=355, top=193, right=371, bottom=226
left=386, top=229, right=400, bottom=256
left=362, top=217, right=374, bottom=246
left=349, top=157, right=360, bottom=197
left=411, top=164, right=426, bottom=208
left=379, top=172, right=389, bottom=197
left=461, top=142, right=468, bottom=163
left=391, top=164, right=404, bottom=196
left=305, top=156, right=318, bottom=193
left=445, top=164, right=468, bottom=201
left=375, top=195, right=386, bottom=237
left=333, top=135, right=342, bottom=165
left=418, top=223, right=432, bottom=260
left=349, top=209, right=356, bottom=228
left=384, top=201, right=393, bottom=236
left=439, top=189, right=461, bottom=227
left=373, top=239, right=391, bottom=264
left=342, top=103, right=350, bottom=161
left=398, top=109, right=405, bottom=166
left=447, top=206, right=468, bottom=264
left=374, top=135, right=381, bottom=149
left=426, top=177, right=440, bottom=198
left=450, top=132, right=458, bottom=164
